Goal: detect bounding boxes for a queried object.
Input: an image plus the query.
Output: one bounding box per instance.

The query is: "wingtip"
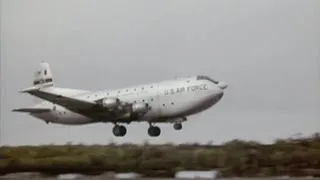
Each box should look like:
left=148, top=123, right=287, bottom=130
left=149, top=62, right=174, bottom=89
left=19, top=86, right=40, bottom=93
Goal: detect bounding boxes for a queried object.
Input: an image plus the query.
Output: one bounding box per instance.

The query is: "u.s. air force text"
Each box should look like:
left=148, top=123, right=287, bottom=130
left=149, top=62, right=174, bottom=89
left=164, top=84, right=208, bottom=95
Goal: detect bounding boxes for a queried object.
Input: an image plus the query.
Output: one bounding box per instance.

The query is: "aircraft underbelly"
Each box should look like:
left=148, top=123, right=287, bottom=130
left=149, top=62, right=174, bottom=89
left=46, top=105, right=92, bottom=125
left=160, top=94, right=208, bottom=117
left=57, top=111, right=91, bottom=125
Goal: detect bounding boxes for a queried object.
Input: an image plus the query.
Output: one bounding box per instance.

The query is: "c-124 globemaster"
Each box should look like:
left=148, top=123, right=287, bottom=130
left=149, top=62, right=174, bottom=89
left=13, top=62, right=228, bottom=137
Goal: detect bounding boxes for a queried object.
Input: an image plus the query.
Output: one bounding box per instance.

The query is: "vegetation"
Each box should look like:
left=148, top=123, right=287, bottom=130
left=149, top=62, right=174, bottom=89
left=1, top=133, right=320, bottom=177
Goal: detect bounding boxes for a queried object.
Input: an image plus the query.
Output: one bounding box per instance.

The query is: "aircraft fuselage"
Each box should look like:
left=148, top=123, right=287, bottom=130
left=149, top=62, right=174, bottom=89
left=13, top=62, right=228, bottom=137
left=31, top=76, right=225, bottom=126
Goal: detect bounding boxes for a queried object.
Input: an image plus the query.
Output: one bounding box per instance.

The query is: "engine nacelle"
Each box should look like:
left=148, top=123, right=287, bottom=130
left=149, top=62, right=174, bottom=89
left=132, top=102, right=149, bottom=114
left=101, top=98, right=120, bottom=108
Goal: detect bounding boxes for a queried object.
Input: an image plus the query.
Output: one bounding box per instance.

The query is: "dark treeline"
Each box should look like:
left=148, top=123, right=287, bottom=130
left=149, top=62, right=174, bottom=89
left=0, top=133, right=320, bottom=177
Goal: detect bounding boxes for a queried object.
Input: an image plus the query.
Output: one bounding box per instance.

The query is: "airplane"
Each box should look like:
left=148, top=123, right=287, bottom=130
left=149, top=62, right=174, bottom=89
left=13, top=62, right=228, bottom=137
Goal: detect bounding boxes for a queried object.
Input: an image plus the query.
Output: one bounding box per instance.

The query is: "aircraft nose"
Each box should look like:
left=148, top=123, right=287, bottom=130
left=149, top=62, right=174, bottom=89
left=217, top=81, right=228, bottom=90
left=216, top=89, right=224, bottom=100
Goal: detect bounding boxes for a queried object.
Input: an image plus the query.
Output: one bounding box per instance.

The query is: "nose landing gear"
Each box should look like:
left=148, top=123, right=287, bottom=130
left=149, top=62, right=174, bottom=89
left=173, top=123, right=182, bottom=130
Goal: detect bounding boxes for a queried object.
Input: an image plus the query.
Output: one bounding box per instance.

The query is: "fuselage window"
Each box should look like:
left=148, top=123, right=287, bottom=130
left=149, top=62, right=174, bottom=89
left=162, top=104, right=165, bottom=107
left=142, top=99, right=145, bottom=102
left=151, top=98, right=154, bottom=101
left=171, top=102, right=174, bottom=105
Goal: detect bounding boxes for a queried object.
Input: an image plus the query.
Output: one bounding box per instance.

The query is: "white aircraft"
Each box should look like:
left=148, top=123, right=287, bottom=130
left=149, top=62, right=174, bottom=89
left=13, top=62, right=228, bottom=137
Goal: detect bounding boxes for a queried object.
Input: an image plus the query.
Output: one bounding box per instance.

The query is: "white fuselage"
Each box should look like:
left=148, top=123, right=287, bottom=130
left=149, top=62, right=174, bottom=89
left=31, top=76, right=225, bottom=125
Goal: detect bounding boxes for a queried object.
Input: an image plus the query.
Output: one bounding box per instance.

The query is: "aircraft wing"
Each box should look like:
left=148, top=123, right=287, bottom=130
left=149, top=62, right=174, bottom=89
left=20, top=88, right=112, bottom=119
left=12, top=108, right=51, bottom=113
left=23, top=88, right=97, bottom=110
left=19, top=87, right=134, bottom=121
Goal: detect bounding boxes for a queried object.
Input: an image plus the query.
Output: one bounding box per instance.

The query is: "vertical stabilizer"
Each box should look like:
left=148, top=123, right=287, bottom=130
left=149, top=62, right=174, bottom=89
left=31, top=61, right=54, bottom=103
left=33, top=61, right=54, bottom=88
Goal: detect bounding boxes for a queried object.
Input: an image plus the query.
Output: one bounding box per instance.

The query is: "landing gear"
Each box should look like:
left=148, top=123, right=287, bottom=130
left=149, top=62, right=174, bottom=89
left=112, top=125, right=127, bottom=137
left=148, top=125, right=161, bottom=137
left=173, top=123, right=182, bottom=130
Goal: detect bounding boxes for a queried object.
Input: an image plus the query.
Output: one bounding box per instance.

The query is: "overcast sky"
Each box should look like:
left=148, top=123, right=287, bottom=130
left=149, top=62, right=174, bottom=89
left=1, top=0, right=319, bottom=146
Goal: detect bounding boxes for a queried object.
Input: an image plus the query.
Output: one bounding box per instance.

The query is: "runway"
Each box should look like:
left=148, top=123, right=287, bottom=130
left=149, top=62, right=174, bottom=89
left=1, top=173, right=319, bottom=180
left=1, top=178, right=319, bottom=180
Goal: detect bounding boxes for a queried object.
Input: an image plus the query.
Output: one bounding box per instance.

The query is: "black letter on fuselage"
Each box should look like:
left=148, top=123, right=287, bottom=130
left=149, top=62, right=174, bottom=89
left=170, top=88, right=175, bottom=94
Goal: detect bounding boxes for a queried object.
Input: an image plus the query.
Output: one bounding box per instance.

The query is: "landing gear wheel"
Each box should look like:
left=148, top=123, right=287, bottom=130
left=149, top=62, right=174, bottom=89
left=118, top=125, right=126, bottom=136
left=112, top=125, right=127, bottom=137
left=173, top=123, right=182, bottom=130
left=148, top=126, right=161, bottom=137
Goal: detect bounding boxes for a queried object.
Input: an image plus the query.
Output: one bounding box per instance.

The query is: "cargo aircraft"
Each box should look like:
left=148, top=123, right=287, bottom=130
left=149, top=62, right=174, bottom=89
left=13, top=62, right=228, bottom=137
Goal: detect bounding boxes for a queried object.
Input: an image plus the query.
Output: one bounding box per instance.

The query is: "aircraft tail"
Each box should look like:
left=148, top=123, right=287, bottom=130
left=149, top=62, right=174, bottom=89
left=21, top=61, right=55, bottom=103
left=14, top=62, right=90, bottom=113
left=33, top=61, right=54, bottom=88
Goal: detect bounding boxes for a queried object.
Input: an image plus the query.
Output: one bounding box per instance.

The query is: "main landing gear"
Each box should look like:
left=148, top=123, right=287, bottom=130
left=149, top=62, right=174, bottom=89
left=112, top=124, right=127, bottom=137
left=148, top=125, right=161, bottom=137
left=111, top=122, right=182, bottom=137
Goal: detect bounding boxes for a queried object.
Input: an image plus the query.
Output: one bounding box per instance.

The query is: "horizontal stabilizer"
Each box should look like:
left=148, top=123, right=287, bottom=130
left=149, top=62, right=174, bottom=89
left=12, top=108, right=51, bottom=113
left=19, top=86, right=40, bottom=93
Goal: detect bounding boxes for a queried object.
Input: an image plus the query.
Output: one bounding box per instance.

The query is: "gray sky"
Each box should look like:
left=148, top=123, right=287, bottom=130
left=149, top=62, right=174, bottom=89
left=1, top=0, right=319, bottom=146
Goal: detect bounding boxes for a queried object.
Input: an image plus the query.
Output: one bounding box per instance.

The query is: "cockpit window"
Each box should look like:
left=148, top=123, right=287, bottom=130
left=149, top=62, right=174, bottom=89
left=196, top=75, right=218, bottom=84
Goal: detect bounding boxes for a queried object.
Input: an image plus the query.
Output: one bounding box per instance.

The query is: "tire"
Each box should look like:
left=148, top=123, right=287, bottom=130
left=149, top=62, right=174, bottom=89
left=112, top=125, right=120, bottom=136
left=113, top=125, right=127, bottom=137
left=119, top=125, right=127, bottom=136
left=148, top=126, right=161, bottom=137
left=173, top=123, right=182, bottom=130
